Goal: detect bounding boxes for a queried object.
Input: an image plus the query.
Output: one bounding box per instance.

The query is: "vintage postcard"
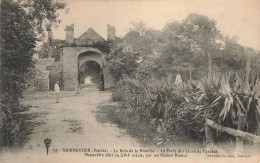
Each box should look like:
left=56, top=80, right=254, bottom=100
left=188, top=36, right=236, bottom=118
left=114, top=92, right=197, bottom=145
left=0, top=0, right=260, bottom=163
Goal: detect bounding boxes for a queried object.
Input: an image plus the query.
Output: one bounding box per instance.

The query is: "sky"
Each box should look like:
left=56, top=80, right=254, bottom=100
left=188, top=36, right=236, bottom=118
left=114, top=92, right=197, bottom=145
left=53, top=0, right=260, bottom=50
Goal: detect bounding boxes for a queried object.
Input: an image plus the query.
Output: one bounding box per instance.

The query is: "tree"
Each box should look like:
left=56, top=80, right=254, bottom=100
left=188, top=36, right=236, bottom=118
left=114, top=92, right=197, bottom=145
left=158, top=14, right=222, bottom=79
left=19, top=0, right=67, bottom=40
left=0, top=0, right=66, bottom=113
left=105, top=37, right=140, bottom=81
left=1, top=1, right=37, bottom=108
left=107, top=14, right=259, bottom=84
left=129, top=21, right=151, bottom=36
left=0, top=1, right=66, bottom=146
left=220, top=37, right=246, bottom=71
left=106, top=22, right=164, bottom=81
left=0, top=0, right=66, bottom=146
left=183, top=14, right=221, bottom=78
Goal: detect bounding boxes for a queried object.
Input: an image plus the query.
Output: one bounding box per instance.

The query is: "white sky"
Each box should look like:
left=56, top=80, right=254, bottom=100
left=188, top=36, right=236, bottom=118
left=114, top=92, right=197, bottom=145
left=53, top=0, right=260, bottom=50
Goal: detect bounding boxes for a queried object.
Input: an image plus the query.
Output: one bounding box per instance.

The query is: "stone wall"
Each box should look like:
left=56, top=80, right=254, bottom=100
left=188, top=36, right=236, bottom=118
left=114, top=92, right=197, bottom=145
left=62, top=47, right=78, bottom=91
left=35, top=58, right=54, bottom=91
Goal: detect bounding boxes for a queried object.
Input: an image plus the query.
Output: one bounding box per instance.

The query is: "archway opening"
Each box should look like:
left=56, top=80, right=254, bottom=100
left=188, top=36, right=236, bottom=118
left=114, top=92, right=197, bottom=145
left=79, top=61, right=104, bottom=90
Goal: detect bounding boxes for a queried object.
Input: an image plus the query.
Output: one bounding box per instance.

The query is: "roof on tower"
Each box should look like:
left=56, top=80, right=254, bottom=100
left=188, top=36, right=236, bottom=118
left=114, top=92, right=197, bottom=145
left=75, top=28, right=105, bottom=46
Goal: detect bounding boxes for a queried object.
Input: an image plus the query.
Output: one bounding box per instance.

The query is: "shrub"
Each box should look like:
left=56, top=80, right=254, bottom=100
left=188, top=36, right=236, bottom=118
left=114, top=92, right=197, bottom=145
left=111, top=71, right=260, bottom=144
left=112, top=78, right=141, bottom=101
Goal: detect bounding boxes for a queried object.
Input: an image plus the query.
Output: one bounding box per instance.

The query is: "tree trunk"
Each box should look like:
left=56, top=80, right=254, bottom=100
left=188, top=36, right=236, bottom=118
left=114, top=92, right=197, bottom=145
left=205, top=122, right=214, bottom=145
left=0, top=5, right=3, bottom=147
left=220, top=55, right=223, bottom=68
left=48, top=46, right=52, bottom=58
left=0, top=121, right=3, bottom=147
left=189, top=66, right=192, bottom=81
left=208, top=52, right=212, bottom=80
left=236, top=114, right=246, bottom=153
left=245, top=51, right=251, bottom=93
left=47, top=25, right=53, bottom=58
left=245, top=52, right=251, bottom=82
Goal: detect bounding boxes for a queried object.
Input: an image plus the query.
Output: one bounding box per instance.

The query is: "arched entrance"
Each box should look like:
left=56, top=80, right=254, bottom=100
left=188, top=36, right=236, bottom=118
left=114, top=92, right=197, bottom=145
left=78, top=51, right=104, bottom=91
left=62, top=47, right=112, bottom=91
left=78, top=61, right=104, bottom=90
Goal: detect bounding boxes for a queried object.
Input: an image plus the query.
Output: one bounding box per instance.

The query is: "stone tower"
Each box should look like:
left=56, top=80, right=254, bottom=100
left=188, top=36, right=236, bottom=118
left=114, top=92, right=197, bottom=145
left=65, top=24, right=74, bottom=45
left=107, top=24, right=116, bottom=41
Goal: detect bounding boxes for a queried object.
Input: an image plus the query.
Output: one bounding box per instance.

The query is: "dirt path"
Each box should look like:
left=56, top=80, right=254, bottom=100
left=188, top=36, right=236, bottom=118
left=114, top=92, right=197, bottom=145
left=2, top=88, right=260, bottom=163
left=0, top=88, right=140, bottom=163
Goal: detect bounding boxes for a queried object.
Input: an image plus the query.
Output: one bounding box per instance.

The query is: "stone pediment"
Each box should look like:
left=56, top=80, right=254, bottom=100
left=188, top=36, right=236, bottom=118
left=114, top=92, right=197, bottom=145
left=75, top=28, right=105, bottom=46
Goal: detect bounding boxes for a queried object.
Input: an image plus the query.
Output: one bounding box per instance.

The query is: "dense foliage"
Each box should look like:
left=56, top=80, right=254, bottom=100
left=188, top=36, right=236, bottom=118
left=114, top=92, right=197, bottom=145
left=1, top=0, right=37, bottom=116
left=1, top=0, right=66, bottom=110
left=0, top=0, right=66, bottom=145
left=112, top=72, right=260, bottom=144
left=107, top=14, right=260, bottom=145
left=106, top=14, right=260, bottom=81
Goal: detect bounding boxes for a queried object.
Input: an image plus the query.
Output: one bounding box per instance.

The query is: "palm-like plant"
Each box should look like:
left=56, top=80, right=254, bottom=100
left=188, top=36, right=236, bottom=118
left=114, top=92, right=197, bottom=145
left=200, top=71, right=260, bottom=135
left=0, top=103, right=12, bottom=125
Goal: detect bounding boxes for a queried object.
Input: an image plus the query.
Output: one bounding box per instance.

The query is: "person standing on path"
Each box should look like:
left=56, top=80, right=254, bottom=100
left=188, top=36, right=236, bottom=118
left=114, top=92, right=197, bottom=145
left=54, top=81, right=60, bottom=103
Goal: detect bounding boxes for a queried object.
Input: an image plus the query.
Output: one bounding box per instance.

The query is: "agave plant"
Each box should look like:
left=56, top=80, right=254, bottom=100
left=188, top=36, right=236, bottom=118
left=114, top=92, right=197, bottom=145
left=200, top=71, right=260, bottom=135
left=0, top=103, right=13, bottom=125
left=111, top=71, right=260, bottom=144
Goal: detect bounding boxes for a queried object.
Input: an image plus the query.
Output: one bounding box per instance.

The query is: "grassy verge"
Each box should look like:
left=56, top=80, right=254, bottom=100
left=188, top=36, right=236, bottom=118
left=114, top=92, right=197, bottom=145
left=95, top=103, right=204, bottom=149
left=2, top=105, right=46, bottom=147
left=96, top=104, right=158, bottom=146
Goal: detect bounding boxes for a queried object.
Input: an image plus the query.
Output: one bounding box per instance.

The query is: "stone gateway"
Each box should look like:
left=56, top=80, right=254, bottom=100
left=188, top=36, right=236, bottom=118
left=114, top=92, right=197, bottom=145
left=61, top=24, right=115, bottom=91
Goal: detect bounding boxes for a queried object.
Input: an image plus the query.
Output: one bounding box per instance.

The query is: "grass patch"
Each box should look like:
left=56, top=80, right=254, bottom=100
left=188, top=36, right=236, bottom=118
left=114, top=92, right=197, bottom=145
left=62, top=119, right=83, bottom=134
left=2, top=108, right=47, bottom=147
left=96, top=104, right=158, bottom=146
